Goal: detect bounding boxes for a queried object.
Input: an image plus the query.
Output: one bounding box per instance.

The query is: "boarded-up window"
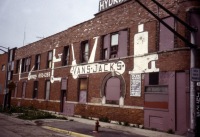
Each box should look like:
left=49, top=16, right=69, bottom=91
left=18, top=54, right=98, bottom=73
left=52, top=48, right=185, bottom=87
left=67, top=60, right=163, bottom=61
left=45, top=80, right=50, bottom=100
left=33, top=81, right=38, bottom=99
left=22, top=82, right=26, bottom=98
left=105, top=77, right=120, bottom=104
left=79, top=78, right=87, bottom=103
left=159, top=17, right=174, bottom=51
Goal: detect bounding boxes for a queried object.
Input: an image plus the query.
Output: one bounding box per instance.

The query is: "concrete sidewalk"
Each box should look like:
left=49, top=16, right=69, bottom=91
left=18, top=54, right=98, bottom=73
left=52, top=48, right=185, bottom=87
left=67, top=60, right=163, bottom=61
left=64, top=116, right=184, bottom=137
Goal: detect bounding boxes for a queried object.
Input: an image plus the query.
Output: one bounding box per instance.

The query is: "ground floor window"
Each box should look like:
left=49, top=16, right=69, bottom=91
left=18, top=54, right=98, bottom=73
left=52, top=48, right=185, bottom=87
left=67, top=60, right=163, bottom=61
left=101, top=73, right=126, bottom=106
left=33, top=81, right=38, bottom=99
left=78, top=77, right=88, bottom=103
left=22, top=82, right=26, bottom=98
left=105, top=77, right=120, bottom=105
left=45, top=80, right=50, bottom=100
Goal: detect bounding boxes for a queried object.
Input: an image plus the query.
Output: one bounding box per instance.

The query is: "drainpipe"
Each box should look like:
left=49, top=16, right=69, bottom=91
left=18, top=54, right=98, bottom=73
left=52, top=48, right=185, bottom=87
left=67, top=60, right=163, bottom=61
left=189, top=31, right=196, bottom=135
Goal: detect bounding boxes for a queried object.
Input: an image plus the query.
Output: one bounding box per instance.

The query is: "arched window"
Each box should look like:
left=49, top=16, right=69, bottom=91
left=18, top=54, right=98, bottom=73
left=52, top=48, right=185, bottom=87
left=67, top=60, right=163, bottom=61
left=101, top=73, right=126, bottom=106
left=105, top=77, right=120, bottom=104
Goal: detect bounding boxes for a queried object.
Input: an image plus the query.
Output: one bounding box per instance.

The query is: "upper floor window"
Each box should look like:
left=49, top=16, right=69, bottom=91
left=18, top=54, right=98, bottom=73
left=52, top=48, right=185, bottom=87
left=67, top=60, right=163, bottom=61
left=47, top=51, right=53, bottom=68
left=102, top=29, right=128, bottom=60
left=21, top=57, right=31, bottom=73
left=159, top=17, right=175, bottom=51
left=35, top=54, right=41, bottom=70
left=110, top=33, right=119, bottom=58
left=1, top=64, right=5, bottom=71
left=81, top=41, right=89, bottom=63
left=15, top=60, right=20, bottom=73
left=62, top=46, right=70, bottom=66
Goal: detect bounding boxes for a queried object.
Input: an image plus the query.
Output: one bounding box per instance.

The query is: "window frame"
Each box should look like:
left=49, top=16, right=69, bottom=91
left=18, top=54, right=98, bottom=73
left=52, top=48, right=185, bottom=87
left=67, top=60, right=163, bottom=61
left=15, top=60, right=20, bottom=73
left=1, top=64, right=5, bottom=71
left=81, top=41, right=89, bottom=63
left=62, top=46, right=70, bottom=66
left=105, top=77, right=121, bottom=105
left=110, top=33, right=119, bottom=58
left=35, top=54, right=41, bottom=70
left=45, top=80, right=51, bottom=100
left=33, top=81, right=38, bottom=99
left=149, top=72, right=159, bottom=85
left=22, top=81, right=27, bottom=98
left=47, top=51, right=53, bottom=69
left=78, top=77, right=88, bottom=103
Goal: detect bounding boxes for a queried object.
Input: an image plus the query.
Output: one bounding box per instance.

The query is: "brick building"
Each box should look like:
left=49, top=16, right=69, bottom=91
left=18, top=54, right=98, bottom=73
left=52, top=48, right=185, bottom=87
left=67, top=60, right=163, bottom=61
left=0, top=53, right=8, bottom=105
left=1, top=0, right=200, bottom=135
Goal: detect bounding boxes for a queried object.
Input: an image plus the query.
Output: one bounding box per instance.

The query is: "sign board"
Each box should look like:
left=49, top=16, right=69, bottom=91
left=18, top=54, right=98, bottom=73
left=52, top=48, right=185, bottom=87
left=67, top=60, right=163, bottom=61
left=99, top=0, right=128, bottom=12
left=130, top=74, right=141, bottom=97
left=191, top=68, right=200, bottom=82
left=196, top=90, right=200, bottom=136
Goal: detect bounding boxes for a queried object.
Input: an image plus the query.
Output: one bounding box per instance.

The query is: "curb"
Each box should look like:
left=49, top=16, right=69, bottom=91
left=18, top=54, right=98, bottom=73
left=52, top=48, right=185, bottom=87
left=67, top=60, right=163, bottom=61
left=42, top=126, right=93, bottom=137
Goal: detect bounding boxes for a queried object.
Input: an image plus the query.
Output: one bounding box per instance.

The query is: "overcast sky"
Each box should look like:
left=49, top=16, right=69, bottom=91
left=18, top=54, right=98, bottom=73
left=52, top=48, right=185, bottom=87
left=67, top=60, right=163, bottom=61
left=0, top=0, right=99, bottom=53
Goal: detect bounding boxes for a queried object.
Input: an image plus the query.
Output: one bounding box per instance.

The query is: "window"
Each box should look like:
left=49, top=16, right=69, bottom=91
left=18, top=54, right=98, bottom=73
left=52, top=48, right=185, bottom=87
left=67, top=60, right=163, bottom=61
left=21, top=57, right=31, bottom=72
left=62, top=46, right=70, bottom=66
left=45, top=80, right=50, bottom=100
left=110, top=33, right=119, bottom=58
left=1, top=65, right=5, bottom=71
left=102, top=29, right=128, bottom=59
left=35, top=54, right=41, bottom=70
left=14, top=83, right=18, bottom=97
left=15, top=60, right=20, bottom=73
left=81, top=41, right=89, bottom=63
left=105, top=77, right=120, bottom=105
left=22, top=82, right=26, bottom=98
left=149, top=72, right=159, bottom=85
left=159, top=17, right=175, bottom=51
left=33, top=81, right=38, bottom=99
left=78, top=78, right=88, bottom=103
left=47, top=51, right=53, bottom=68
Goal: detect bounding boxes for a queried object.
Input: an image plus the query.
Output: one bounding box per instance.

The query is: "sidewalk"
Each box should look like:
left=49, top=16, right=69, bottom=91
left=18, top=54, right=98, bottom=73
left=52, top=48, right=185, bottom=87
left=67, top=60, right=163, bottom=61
left=38, top=113, right=185, bottom=137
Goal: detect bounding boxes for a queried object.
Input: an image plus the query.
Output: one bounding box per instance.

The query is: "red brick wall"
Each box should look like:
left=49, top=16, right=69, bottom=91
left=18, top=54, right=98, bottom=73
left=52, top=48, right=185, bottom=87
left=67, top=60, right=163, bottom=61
left=0, top=53, right=8, bottom=105
left=10, top=0, right=200, bottom=127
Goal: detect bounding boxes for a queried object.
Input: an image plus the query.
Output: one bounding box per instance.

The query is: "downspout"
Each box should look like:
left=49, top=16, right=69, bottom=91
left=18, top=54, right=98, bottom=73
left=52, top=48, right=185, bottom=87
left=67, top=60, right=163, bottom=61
left=190, top=32, right=196, bottom=132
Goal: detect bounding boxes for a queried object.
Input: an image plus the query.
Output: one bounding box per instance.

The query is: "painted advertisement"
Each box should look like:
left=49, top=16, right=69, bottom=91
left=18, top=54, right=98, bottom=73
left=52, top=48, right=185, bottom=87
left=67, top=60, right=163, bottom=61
left=130, top=73, right=141, bottom=96
left=70, top=37, right=126, bottom=79
left=129, top=24, right=159, bottom=97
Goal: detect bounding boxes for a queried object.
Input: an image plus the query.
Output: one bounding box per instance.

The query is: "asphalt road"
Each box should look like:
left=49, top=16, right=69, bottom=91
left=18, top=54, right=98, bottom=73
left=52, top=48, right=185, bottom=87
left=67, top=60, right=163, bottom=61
left=0, top=113, right=70, bottom=137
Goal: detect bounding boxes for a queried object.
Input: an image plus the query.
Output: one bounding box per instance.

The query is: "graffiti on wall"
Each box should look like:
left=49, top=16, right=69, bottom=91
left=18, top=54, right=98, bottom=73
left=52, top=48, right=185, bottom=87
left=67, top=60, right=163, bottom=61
left=20, top=49, right=62, bottom=83
left=70, top=37, right=126, bottom=79
left=129, top=24, right=159, bottom=97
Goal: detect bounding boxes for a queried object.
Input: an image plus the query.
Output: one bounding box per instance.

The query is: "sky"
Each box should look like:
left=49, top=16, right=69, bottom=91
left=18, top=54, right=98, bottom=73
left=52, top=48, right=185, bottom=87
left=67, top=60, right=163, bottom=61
left=0, top=0, right=99, bottom=53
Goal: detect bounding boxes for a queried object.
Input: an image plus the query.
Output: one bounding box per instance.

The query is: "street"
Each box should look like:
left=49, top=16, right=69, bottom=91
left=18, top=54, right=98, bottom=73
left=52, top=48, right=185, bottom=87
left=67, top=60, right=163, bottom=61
left=0, top=113, right=70, bottom=137
left=0, top=113, right=183, bottom=137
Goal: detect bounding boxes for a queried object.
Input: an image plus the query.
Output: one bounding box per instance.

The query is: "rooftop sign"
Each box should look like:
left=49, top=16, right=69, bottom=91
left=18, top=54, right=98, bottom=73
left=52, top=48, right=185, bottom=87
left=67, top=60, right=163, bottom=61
left=99, top=0, right=128, bottom=12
